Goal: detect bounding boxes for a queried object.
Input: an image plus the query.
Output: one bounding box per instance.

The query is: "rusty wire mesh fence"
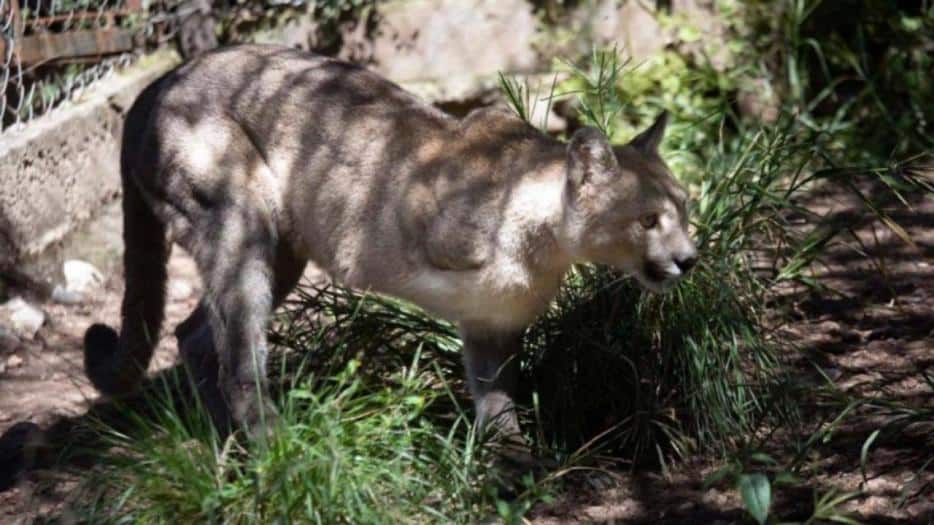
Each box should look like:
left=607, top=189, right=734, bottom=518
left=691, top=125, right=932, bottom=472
left=0, top=0, right=196, bottom=133
left=0, top=0, right=366, bottom=134
left=0, top=0, right=354, bottom=133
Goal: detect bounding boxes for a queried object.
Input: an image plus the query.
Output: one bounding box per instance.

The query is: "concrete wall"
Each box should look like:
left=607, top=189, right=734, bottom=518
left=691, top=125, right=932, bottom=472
left=0, top=51, right=181, bottom=290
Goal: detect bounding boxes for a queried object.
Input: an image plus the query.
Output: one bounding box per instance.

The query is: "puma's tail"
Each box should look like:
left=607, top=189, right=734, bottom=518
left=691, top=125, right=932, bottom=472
left=84, top=171, right=169, bottom=397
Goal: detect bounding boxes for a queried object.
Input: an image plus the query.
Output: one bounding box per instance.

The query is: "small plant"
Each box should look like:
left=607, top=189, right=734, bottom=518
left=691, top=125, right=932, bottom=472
left=703, top=451, right=791, bottom=525
left=703, top=449, right=862, bottom=525
left=805, top=489, right=863, bottom=525
left=560, top=46, right=627, bottom=137
left=498, top=72, right=559, bottom=132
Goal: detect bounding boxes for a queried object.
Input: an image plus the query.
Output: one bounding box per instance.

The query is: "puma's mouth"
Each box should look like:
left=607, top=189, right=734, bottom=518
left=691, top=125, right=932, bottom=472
left=643, top=260, right=670, bottom=283
left=637, top=260, right=683, bottom=293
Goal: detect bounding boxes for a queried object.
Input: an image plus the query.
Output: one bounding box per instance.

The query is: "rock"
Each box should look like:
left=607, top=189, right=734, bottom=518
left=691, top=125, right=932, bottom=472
left=0, top=324, right=18, bottom=352
left=3, top=297, right=45, bottom=340
left=169, top=279, right=194, bottom=301
left=6, top=354, right=23, bottom=369
left=51, top=284, right=84, bottom=304
left=63, top=259, right=104, bottom=294
left=349, top=0, right=540, bottom=96
left=589, top=0, right=668, bottom=60
left=0, top=50, right=180, bottom=288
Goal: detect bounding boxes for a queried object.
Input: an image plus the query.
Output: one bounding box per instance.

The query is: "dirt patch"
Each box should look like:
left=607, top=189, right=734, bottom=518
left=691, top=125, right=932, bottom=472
left=0, top=246, right=201, bottom=522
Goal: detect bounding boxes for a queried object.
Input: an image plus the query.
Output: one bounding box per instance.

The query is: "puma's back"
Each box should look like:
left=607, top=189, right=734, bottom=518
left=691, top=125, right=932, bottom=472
left=129, top=44, right=457, bottom=239
left=131, top=45, right=575, bottom=326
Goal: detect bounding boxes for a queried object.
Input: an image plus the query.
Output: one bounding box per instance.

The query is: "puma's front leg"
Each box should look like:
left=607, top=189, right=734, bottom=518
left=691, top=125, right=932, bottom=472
left=181, top=236, right=306, bottom=440
left=187, top=205, right=282, bottom=440
left=460, top=323, right=525, bottom=447
left=210, top=254, right=279, bottom=439
left=175, top=301, right=232, bottom=436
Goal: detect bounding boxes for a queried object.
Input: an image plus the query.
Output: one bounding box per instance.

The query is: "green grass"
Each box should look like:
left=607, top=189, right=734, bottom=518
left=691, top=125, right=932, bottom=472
left=58, top=284, right=567, bottom=524
left=65, top=337, right=547, bottom=524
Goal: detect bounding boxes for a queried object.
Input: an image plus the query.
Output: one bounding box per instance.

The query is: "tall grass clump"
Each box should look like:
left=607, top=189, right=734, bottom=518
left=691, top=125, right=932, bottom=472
left=61, top=283, right=566, bottom=524
left=513, top=36, right=931, bottom=463
left=65, top=306, right=549, bottom=524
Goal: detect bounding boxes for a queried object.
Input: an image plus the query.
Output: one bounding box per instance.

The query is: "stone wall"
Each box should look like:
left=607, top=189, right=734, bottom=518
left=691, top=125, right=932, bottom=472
left=0, top=51, right=181, bottom=290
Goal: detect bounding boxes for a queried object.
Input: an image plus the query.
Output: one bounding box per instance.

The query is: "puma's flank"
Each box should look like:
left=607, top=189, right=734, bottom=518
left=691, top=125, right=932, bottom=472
left=85, top=45, right=697, bottom=443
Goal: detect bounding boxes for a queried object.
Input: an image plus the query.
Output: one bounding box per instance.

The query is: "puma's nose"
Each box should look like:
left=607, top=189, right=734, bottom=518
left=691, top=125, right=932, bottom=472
left=675, top=254, right=698, bottom=274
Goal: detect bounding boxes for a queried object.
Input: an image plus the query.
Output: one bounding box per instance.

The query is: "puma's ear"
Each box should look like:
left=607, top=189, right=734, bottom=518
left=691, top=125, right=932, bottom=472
left=567, top=126, right=619, bottom=187
left=629, top=110, right=668, bottom=155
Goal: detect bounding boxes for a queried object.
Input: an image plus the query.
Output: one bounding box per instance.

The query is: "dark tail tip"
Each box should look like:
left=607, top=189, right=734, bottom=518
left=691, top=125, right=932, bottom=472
left=84, top=323, right=137, bottom=397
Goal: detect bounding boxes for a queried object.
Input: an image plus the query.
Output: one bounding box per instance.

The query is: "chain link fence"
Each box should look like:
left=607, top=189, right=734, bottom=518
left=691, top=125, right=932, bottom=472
left=1, top=0, right=368, bottom=134
left=0, top=0, right=198, bottom=133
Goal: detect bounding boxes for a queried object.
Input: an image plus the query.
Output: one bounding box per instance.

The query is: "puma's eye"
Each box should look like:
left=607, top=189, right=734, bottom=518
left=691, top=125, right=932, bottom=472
left=640, top=213, right=659, bottom=229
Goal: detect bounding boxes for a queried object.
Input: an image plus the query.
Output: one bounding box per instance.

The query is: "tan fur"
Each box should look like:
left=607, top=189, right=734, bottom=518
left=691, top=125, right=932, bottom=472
left=85, top=45, right=696, bottom=442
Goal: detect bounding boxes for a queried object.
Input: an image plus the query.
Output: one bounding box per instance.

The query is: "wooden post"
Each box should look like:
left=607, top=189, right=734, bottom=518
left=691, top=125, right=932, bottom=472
left=0, top=0, right=24, bottom=63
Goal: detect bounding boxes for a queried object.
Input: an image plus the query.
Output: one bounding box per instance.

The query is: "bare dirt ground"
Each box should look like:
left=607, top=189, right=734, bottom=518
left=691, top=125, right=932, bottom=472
left=0, top=187, right=931, bottom=524
left=0, top=247, right=202, bottom=523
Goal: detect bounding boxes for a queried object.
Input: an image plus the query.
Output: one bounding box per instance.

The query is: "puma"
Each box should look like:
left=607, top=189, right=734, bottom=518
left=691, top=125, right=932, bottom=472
left=84, top=45, right=697, bottom=444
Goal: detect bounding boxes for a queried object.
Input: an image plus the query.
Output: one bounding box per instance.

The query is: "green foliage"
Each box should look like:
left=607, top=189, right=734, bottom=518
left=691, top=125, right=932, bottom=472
left=60, top=285, right=565, bottom=523
left=703, top=448, right=862, bottom=525
left=812, top=376, right=934, bottom=505
left=559, top=47, right=627, bottom=137
left=737, top=0, right=934, bottom=157
left=68, top=346, right=548, bottom=523
left=498, top=72, right=559, bottom=132
left=519, top=50, right=842, bottom=463
left=738, top=472, right=771, bottom=525
left=220, top=0, right=376, bottom=46
left=507, top=1, right=932, bottom=474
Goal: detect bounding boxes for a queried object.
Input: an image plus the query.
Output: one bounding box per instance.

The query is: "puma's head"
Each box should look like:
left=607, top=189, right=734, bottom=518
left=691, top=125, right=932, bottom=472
left=558, top=112, right=697, bottom=293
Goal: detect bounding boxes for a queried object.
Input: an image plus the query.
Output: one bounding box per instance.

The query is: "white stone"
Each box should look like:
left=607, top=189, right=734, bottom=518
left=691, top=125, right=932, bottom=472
left=6, top=354, right=23, bottom=369
left=354, top=0, right=539, bottom=85
left=63, top=259, right=104, bottom=293
left=169, top=279, right=194, bottom=301
left=51, top=284, right=85, bottom=304
left=4, top=297, right=45, bottom=339
left=583, top=0, right=668, bottom=60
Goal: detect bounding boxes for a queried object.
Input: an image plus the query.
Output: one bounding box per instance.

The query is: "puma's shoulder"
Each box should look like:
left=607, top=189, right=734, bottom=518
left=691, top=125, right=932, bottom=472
left=424, top=207, right=492, bottom=271
left=418, top=108, right=545, bottom=272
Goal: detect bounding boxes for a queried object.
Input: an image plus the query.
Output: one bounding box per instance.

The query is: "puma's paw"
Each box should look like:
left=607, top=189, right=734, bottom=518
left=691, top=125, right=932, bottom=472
left=227, top=385, right=281, bottom=443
